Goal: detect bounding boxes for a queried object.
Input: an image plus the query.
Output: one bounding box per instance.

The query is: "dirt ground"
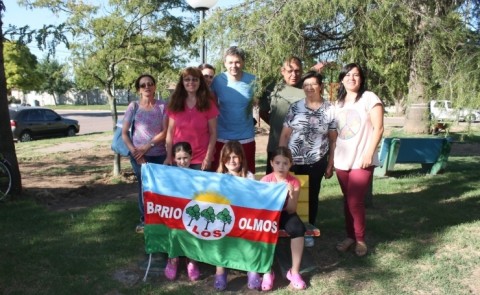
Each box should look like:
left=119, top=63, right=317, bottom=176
left=18, top=127, right=269, bottom=211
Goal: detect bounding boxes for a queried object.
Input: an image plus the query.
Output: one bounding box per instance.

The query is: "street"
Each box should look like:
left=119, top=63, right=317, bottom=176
left=56, top=110, right=125, bottom=135
left=57, top=110, right=408, bottom=136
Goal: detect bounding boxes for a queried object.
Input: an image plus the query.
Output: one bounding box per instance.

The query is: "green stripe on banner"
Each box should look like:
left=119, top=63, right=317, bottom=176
left=145, top=224, right=277, bottom=273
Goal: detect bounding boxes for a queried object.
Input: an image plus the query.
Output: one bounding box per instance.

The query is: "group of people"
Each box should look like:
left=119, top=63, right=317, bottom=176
left=120, top=45, right=384, bottom=291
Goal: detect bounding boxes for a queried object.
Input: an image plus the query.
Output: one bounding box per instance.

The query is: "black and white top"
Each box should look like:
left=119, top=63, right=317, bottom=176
left=283, top=98, right=336, bottom=165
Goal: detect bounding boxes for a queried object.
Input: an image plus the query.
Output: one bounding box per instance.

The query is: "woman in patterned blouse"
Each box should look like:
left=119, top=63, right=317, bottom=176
left=279, top=71, right=337, bottom=239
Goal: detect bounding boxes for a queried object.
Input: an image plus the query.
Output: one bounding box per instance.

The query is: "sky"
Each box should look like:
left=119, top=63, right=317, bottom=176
left=2, top=0, right=242, bottom=63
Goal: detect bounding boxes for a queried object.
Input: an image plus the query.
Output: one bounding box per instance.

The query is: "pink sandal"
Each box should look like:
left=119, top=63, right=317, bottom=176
left=286, top=269, right=306, bottom=290
left=187, top=260, right=200, bottom=281
left=261, top=271, right=275, bottom=291
left=164, top=258, right=178, bottom=281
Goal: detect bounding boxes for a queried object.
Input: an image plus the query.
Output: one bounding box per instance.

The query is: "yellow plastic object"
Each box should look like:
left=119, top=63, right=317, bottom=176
left=255, top=173, right=310, bottom=223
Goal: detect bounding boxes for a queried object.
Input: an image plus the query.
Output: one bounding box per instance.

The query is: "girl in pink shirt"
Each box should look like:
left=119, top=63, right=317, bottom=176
left=260, top=147, right=307, bottom=290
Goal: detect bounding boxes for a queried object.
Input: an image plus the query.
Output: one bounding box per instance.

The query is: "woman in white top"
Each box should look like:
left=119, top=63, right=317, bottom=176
left=333, top=63, right=384, bottom=256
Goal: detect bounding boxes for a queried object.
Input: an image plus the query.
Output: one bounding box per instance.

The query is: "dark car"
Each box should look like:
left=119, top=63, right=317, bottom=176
left=9, top=106, right=80, bottom=142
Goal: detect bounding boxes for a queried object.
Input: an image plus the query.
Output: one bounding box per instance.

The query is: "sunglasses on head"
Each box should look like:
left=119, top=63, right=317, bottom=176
left=140, top=82, right=155, bottom=88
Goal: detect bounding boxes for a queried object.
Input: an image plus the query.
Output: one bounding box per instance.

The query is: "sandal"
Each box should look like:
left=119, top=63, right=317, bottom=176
left=336, top=238, right=355, bottom=252
left=286, top=269, right=306, bottom=290
left=187, top=260, right=200, bottom=281
left=164, top=258, right=179, bottom=281
left=355, top=241, right=368, bottom=257
left=261, top=271, right=275, bottom=291
left=247, top=271, right=261, bottom=290
left=214, top=271, right=227, bottom=291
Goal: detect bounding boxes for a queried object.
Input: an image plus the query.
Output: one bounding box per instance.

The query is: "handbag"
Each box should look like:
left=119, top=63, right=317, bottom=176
left=111, top=102, right=138, bottom=156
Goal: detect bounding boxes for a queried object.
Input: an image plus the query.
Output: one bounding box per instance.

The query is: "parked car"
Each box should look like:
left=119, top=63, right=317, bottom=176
left=430, top=100, right=458, bottom=122
left=9, top=106, right=80, bottom=142
left=460, top=108, right=480, bottom=123
left=429, top=100, right=480, bottom=123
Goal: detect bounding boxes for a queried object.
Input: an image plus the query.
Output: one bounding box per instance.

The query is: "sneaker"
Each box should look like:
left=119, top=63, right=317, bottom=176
left=135, top=223, right=144, bottom=234
left=304, top=236, right=314, bottom=248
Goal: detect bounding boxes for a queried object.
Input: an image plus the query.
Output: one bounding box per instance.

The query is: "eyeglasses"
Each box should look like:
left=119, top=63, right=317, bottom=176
left=203, top=74, right=214, bottom=79
left=303, top=83, right=320, bottom=88
left=184, top=78, right=200, bottom=83
left=140, top=82, right=155, bottom=88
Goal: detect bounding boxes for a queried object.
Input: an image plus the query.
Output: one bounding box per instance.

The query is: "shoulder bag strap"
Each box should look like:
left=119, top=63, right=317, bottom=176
left=130, top=102, right=139, bottom=136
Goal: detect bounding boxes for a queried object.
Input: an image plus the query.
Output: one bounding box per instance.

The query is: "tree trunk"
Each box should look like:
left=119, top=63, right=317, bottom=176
left=52, top=93, right=58, bottom=106
left=404, top=5, right=431, bottom=134
left=107, top=86, right=121, bottom=176
left=0, top=20, right=22, bottom=195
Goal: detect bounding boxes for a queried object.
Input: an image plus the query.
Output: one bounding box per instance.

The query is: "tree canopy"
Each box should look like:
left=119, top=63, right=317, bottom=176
left=203, top=0, right=480, bottom=114
left=3, top=41, right=42, bottom=93
left=36, top=58, right=73, bottom=105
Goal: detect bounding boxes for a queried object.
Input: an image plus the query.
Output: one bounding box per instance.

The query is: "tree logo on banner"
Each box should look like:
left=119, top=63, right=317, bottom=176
left=183, top=191, right=235, bottom=240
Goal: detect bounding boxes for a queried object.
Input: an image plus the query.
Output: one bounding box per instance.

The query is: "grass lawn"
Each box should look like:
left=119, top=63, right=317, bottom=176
left=0, top=131, right=479, bottom=294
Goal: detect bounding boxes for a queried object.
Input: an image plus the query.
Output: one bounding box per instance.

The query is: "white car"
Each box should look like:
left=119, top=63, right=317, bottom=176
left=430, top=100, right=480, bottom=123
left=459, top=108, right=480, bottom=122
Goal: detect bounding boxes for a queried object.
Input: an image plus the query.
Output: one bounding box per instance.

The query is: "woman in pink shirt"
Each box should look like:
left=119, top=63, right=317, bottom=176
left=164, top=67, right=219, bottom=170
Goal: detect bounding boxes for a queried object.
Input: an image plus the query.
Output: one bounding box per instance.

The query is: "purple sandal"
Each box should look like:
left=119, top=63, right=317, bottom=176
left=261, top=271, right=275, bottom=291
left=247, top=271, right=262, bottom=290
left=214, top=272, right=227, bottom=291
left=286, top=269, right=306, bottom=290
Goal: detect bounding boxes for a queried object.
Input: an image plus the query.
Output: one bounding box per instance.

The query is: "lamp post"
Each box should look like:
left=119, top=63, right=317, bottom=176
left=186, top=0, right=219, bottom=64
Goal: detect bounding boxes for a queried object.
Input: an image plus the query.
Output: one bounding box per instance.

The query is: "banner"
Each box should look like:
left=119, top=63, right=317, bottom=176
left=142, top=163, right=287, bottom=273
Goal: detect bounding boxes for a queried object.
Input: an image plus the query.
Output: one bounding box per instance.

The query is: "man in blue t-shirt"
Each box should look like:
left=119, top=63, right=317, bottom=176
left=211, top=46, right=257, bottom=172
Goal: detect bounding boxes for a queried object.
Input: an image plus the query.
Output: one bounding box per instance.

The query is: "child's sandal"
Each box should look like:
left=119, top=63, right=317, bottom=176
left=214, top=272, right=227, bottom=291
left=164, top=258, right=179, bottom=281
left=187, top=260, right=200, bottom=281
left=247, top=271, right=262, bottom=290
left=261, top=271, right=275, bottom=291
left=286, top=269, right=306, bottom=290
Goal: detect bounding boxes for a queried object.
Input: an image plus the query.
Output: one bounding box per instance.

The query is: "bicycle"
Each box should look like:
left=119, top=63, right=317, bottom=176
left=0, top=153, right=12, bottom=201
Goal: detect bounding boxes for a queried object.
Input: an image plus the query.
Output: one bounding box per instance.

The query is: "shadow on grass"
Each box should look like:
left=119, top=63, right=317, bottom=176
left=0, top=199, right=145, bottom=294
left=311, top=155, right=480, bottom=289
left=2, top=154, right=478, bottom=293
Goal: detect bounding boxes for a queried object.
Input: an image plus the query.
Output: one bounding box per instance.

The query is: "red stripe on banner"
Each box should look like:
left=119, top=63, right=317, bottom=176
left=144, top=192, right=189, bottom=230
left=143, top=191, right=281, bottom=244
left=228, top=206, right=281, bottom=244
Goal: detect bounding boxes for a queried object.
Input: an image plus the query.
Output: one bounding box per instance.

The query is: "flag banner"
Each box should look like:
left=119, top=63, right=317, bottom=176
left=142, top=163, right=287, bottom=273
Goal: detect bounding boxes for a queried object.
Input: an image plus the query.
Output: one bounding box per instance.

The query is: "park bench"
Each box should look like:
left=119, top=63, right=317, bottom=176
left=374, top=137, right=452, bottom=177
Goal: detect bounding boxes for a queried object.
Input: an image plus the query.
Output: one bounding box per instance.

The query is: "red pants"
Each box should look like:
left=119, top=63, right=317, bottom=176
left=211, top=140, right=256, bottom=173
left=335, top=167, right=374, bottom=242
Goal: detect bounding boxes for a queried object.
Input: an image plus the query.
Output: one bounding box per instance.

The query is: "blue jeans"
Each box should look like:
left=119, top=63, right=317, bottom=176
left=129, top=155, right=166, bottom=223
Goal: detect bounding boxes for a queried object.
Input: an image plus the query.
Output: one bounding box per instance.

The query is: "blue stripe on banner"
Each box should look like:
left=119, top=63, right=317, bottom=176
left=141, top=163, right=287, bottom=211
